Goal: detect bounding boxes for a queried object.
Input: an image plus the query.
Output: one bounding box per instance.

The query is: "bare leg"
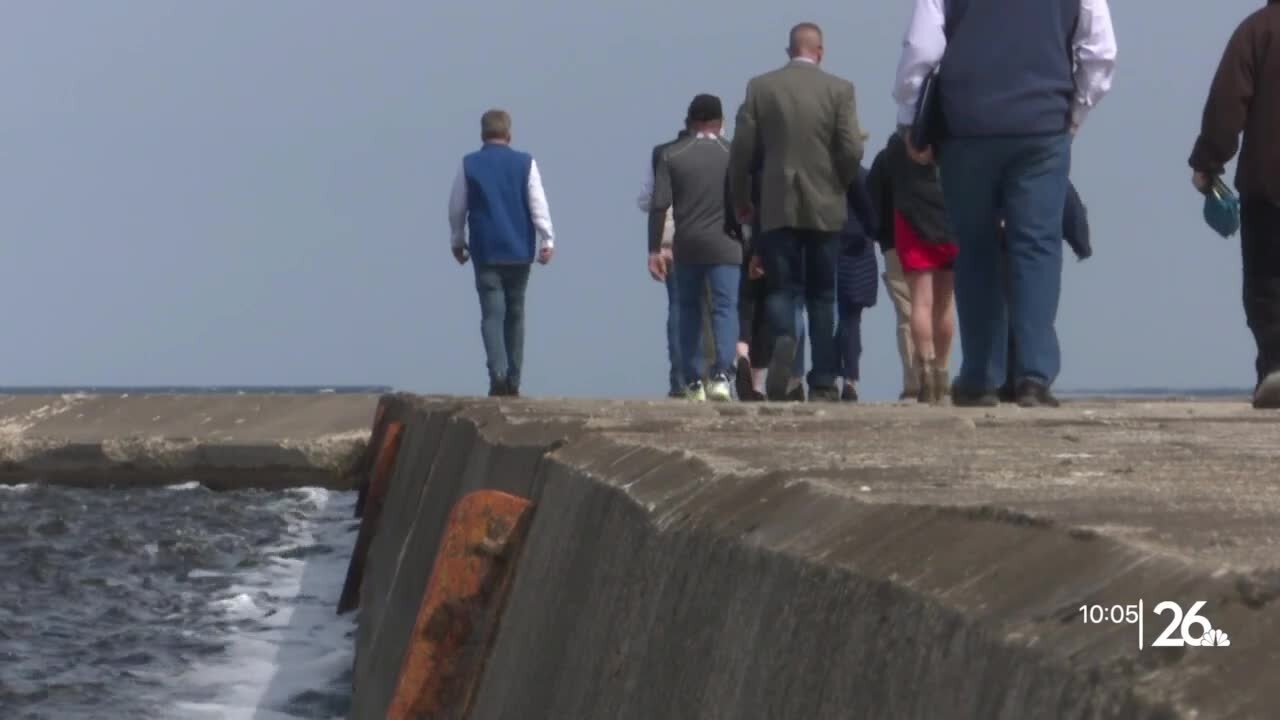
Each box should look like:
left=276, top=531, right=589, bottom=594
left=907, top=270, right=941, bottom=403
left=931, top=270, right=956, bottom=362
left=907, top=270, right=936, bottom=364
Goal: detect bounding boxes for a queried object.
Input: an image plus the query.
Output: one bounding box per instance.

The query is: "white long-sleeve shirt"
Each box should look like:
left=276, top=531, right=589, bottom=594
left=448, top=156, right=555, bottom=251
left=637, top=163, right=675, bottom=248
left=892, top=0, right=1117, bottom=129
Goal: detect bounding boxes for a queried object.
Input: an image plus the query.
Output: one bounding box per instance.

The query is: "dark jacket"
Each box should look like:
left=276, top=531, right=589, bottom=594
left=1063, top=181, right=1091, bottom=260
left=723, top=145, right=764, bottom=253
left=868, top=133, right=951, bottom=245
left=652, top=130, right=689, bottom=173
left=1189, top=1, right=1280, bottom=204
left=866, top=141, right=896, bottom=253
left=997, top=180, right=1092, bottom=260
left=838, top=167, right=880, bottom=308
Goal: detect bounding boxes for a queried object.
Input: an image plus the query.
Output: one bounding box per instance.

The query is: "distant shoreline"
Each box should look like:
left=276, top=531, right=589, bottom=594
left=0, top=386, right=392, bottom=395
left=0, top=385, right=1252, bottom=399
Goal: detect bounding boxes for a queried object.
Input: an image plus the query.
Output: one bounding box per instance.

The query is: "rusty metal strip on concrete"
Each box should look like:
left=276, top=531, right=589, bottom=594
left=387, top=490, right=534, bottom=719
left=338, top=420, right=404, bottom=614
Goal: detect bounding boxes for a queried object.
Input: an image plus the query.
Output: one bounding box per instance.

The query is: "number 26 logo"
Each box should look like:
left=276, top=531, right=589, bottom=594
left=1152, top=601, right=1229, bottom=647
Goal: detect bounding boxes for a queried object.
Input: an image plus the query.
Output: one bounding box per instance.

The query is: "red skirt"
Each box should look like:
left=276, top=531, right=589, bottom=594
left=894, top=210, right=958, bottom=273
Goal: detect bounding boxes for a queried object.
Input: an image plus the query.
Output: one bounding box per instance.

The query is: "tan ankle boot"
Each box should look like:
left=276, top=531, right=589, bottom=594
left=916, top=358, right=936, bottom=404
left=933, top=368, right=951, bottom=403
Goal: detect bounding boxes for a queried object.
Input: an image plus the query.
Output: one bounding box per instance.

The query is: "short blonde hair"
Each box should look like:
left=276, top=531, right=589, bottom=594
left=481, top=109, right=511, bottom=141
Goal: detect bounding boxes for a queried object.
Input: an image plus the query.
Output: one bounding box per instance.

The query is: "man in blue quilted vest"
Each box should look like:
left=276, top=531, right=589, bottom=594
left=893, top=0, right=1116, bottom=408
left=448, top=109, right=556, bottom=397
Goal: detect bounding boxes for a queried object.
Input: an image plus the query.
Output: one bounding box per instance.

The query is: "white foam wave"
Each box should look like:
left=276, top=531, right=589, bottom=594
left=168, top=489, right=357, bottom=720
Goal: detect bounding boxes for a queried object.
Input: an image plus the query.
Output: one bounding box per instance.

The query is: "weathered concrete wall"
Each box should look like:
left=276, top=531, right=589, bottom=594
left=353, top=396, right=1280, bottom=719
left=0, top=393, right=379, bottom=488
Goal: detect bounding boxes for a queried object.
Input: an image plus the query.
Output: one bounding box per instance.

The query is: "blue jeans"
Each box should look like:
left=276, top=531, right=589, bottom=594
left=675, top=263, right=739, bottom=384
left=939, top=134, right=1071, bottom=390
left=474, top=263, right=532, bottom=387
left=665, top=275, right=683, bottom=393
left=759, top=228, right=839, bottom=388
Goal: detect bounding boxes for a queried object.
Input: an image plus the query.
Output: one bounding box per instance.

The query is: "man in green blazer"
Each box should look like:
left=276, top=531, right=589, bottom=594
left=729, top=22, right=865, bottom=401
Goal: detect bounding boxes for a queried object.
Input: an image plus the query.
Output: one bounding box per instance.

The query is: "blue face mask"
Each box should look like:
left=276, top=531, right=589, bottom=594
left=1203, top=177, right=1241, bottom=239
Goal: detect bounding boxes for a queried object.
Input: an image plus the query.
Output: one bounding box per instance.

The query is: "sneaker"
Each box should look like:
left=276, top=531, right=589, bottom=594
left=842, top=384, right=859, bottom=403
left=684, top=380, right=707, bottom=402
left=1253, top=370, right=1280, bottom=409
left=785, top=384, right=806, bottom=402
left=488, top=378, right=507, bottom=397
left=707, top=374, right=733, bottom=402
left=765, top=337, right=797, bottom=402
left=898, top=389, right=918, bottom=402
left=1015, top=379, right=1061, bottom=408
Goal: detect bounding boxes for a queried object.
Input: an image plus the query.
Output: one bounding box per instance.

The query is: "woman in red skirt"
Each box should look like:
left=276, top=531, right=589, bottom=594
left=872, top=132, right=957, bottom=403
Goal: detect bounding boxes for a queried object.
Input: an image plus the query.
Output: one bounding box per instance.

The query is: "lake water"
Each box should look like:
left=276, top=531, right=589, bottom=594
left=0, top=483, right=357, bottom=720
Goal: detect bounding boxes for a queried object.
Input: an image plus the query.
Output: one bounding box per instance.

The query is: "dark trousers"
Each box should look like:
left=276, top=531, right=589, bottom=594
left=940, top=134, right=1071, bottom=390
left=665, top=275, right=682, bottom=393
left=759, top=228, right=839, bottom=388
left=1241, top=197, right=1280, bottom=385
left=739, top=272, right=807, bottom=373
left=837, top=303, right=865, bottom=381
left=474, top=263, right=531, bottom=387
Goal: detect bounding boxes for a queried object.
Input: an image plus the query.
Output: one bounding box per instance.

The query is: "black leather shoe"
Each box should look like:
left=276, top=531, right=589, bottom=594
left=765, top=337, right=796, bottom=402
left=1254, top=371, right=1280, bottom=409
left=785, top=385, right=806, bottom=402
left=997, top=383, right=1017, bottom=403
left=952, top=384, right=999, bottom=407
left=1016, top=380, right=1060, bottom=408
left=841, top=385, right=859, bottom=403
left=809, top=386, right=840, bottom=403
left=736, top=361, right=764, bottom=401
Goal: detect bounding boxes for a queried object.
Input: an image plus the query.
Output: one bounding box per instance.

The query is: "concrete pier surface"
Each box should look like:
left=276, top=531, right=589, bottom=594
left=352, top=395, right=1280, bottom=719
left=0, top=393, right=379, bottom=488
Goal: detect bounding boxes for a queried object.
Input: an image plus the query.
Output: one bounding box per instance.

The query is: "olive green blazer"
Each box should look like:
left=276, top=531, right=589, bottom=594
left=729, top=60, right=865, bottom=233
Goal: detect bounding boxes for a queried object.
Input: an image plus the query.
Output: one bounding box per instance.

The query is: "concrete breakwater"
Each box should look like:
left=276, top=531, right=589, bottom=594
left=0, top=393, right=379, bottom=488
left=347, top=394, right=1280, bottom=719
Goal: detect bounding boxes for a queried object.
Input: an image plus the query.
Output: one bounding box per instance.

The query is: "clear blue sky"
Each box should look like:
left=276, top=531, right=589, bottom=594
left=0, top=2, right=1261, bottom=399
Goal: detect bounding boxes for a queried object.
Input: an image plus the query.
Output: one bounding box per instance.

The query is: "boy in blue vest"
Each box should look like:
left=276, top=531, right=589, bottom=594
left=448, top=109, right=555, bottom=397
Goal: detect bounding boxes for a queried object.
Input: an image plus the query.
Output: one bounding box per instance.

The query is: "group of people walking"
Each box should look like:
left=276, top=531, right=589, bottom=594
left=448, top=1, right=1280, bottom=411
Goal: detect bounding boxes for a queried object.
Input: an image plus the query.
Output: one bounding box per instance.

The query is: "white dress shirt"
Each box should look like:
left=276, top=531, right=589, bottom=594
left=892, top=0, right=1117, bottom=129
left=637, top=161, right=675, bottom=248
left=448, top=154, right=555, bottom=251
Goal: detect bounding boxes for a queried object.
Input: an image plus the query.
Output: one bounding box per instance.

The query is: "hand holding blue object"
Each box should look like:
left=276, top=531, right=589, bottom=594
left=1202, top=176, right=1241, bottom=238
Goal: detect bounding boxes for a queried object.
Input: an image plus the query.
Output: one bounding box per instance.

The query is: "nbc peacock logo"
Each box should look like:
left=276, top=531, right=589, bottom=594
left=1200, top=628, right=1231, bottom=647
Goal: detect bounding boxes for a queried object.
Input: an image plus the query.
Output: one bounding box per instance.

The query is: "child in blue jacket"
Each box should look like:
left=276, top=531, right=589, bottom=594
left=836, top=166, right=880, bottom=401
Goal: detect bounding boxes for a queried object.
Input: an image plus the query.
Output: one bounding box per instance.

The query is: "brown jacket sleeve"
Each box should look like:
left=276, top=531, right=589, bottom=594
left=1189, top=20, right=1257, bottom=175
